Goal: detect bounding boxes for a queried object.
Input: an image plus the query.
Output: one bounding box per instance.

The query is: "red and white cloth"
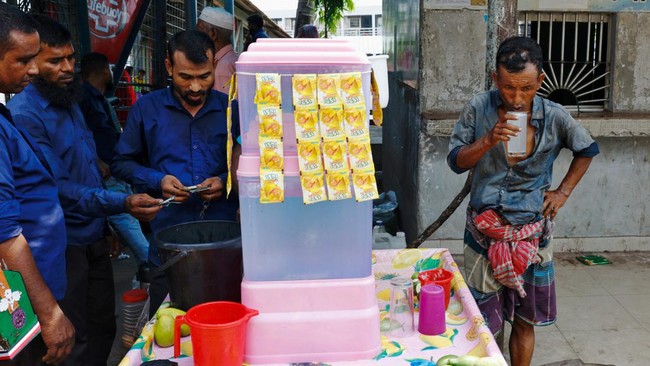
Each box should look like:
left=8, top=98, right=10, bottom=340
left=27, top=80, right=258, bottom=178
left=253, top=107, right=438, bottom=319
left=473, top=210, right=544, bottom=297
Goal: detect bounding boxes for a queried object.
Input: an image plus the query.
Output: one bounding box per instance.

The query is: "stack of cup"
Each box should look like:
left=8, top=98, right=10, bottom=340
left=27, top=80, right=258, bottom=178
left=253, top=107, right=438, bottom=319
left=418, top=284, right=446, bottom=336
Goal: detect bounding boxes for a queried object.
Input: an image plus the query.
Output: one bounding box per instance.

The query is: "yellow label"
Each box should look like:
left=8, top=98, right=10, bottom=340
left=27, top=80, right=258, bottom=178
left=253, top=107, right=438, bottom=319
left=326, top=171, right=352, bottom=201
left=292, top=74, right=318, bottom=109
left=343, top=105, right=369, bottom=139
left=340, top=72, right=365, bottom=107
left=260, top=169, right=284, bottom=203
left=259, top=138, right=284, bottom=171
left=294, top=108, right=320, bottom=142
left=317, top=74, right=342, bottom=107
left=300, top=172, right=327, bottom=204
left=258, top=105, right=283, bottom=138
left=347, top=136, right=375, bottom=173
left=255, top=73, right=282, bottom=105
left=322, top=139, right=349, bottom=173
left=319, top=106, right=345, bottom=141
left=297, top=140, right=323, bottom=173
left=352, top=172, right=379, bottom=202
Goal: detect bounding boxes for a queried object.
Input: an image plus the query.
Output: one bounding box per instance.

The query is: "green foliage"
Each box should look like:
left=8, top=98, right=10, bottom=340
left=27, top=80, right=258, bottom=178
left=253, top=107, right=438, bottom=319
left=315, top=0, right=355, bottom=36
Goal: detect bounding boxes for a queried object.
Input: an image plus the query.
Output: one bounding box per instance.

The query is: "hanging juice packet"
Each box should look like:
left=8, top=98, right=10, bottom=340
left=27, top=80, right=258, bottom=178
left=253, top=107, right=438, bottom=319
left=297, top=140, right=323, bottom=173
left=300, top=172, right=328, bottom=204
left=319, top=106, right=345, bottom=141
left=340, top=72, right=365, bottom=107
left=347, top=136, right=375, bottom=173
left=317, top=73, right=342, bottom=107
left=254, top=73, right=282, bottom=105
left=292, top=74, right=318, bottom=109
left=258, top=105, right=283, bottom=138
left=343, top=104, right=369, bottom=139
left=259, top=169, right=284, bottom=203
left=260, top=137, right=284, bottom=171
left=352, top=172, right=379, bottom=202
left=294, top=107, right=320, bottom=142
left=322, top=139, right=349, bottom=173
left=326, top=171, right=352, bottom=201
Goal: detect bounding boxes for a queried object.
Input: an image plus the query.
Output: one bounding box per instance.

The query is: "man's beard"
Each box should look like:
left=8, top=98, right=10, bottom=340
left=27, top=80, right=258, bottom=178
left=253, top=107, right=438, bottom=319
left=172, top=82, right=207, bottom=107
left=32, top=74, right=82, bottom=108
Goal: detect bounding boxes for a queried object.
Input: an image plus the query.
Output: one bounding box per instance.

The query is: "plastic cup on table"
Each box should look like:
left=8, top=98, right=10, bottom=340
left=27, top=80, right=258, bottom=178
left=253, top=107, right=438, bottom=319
left=418, top=284, right=446, bottom=335
left=418, top=268, right=453, bottom=309
left=388, top=277, right=415, bottom=338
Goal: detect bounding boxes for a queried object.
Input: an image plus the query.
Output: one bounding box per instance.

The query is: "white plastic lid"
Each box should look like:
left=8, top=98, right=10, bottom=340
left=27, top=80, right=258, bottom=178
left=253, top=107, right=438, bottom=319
left=237, top=51, right=371, bottom=66
left=247, top=41, right=358, bottom=53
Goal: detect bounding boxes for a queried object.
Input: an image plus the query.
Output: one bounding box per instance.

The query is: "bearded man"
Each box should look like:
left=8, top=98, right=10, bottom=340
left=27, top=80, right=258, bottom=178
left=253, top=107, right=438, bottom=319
left=8, top=15, right=161, bottom=365
left=111, top=30, right=241, bottom=314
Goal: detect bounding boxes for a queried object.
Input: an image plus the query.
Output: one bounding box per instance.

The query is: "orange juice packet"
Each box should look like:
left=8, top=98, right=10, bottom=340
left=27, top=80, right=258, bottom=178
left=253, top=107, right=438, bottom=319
left=322, top=139, right=349, bottom=173
left=294, top=108, right=320, bottom=142
left=259, top=169, right=284, bottom=203
left=259, top=137, right=284, bottom=171
left=352, top=172, right=379, bottom=202
left=326, top=171, right=352, bottom=201
left=300, top=172, right=327, bottom=204
left=297, top=140, right=323, bottom=173
left=254, top=73, right=282, bottom=105
left=292, top=74, right=318, bottom=109
left=343, top=105, right=369, bottom=139
left=258, top=105, right=283, bottom=138
left=317, top=74, right=342, bottom=107
left=347, top=136, right=374, bottom=173
left=340, top=72, right=365, bottom=107
left=319, top=106, right=345, bottom=141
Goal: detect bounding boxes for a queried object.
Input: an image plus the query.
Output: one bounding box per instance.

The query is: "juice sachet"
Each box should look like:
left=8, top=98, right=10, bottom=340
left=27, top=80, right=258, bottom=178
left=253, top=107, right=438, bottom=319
left=254, top=73, right=282, bottom=105
left=319, top=106, right=345, bottom=141
left=326, top=171, right=352, bottom=201
left=352, top=172, right=379, bottom=202
left=348, top=136, right=375, bottom=173
left=258, top=105, right=283, bottom=138
left=294, top=108, right=320, bottom=142
left=260, top=137, right=284, bottom=171
left=292, top=74, right=318, bottom=109
left=340, top=72, right=365, bottom=107
left=322, top=139, right=349, bottom=173
left=300, top=172, right=328, bottom=204
left=297, top=140, right=323, bottom=173
left=317, top=74, right=342, bottom=107
left=259, top=168, right=284, bottom=204
left=343, top=104, right=369, bottom=139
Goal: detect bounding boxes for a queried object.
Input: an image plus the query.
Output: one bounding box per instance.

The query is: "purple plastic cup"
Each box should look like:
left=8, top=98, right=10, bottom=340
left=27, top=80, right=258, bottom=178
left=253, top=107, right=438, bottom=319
left=418, top=284, right=446, bottom=335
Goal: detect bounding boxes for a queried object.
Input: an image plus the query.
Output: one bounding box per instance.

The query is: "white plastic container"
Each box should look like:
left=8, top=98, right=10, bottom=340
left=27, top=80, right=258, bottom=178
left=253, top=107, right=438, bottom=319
left=368, top=54, right=389, bottom=108
left=237, top=156, right=372, bottom=281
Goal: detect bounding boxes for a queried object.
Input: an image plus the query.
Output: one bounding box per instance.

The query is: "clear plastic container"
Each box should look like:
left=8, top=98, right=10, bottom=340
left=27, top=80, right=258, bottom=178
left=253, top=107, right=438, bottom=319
left=237, top=156, right=372, bottom=281
left=236, top=46, right=372, bottom=156
left=120, top=288, right=149, bottom=348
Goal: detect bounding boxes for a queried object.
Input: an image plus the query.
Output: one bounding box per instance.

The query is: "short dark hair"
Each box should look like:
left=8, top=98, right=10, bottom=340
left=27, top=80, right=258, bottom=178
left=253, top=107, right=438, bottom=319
left=80, top=52, right=109, bottom=80
left=496, top=36, right=544, bottom=74
left=31, top=14, right=72, bottom=47
left=167, top=30, right=215, bottom=66
left=0, top=3, right=39, bottom=57
left=247, top=14, right=264, bottom=28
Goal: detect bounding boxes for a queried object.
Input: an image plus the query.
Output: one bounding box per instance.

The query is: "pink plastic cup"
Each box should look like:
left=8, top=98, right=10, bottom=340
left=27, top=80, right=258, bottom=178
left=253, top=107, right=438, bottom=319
left=418, top=268, right=453, bottom=309
left=418, top=284, right=446, bottom=335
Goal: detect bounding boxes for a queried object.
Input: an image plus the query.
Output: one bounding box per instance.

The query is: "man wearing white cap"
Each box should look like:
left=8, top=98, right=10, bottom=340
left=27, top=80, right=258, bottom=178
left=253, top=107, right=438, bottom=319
left=197, top=6, right=237, bottom=94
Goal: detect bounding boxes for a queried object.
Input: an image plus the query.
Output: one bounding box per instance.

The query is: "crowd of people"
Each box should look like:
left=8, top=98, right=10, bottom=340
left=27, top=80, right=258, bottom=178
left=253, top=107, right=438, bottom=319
left=0, top=2, right=598, bottom=366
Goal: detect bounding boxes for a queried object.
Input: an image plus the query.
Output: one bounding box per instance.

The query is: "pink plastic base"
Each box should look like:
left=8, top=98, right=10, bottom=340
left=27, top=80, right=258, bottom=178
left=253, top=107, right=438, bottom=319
left=242, top=276, right=381, bottom=364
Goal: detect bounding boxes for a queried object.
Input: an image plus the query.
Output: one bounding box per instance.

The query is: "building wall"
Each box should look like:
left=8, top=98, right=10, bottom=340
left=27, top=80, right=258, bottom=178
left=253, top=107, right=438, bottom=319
left=405, top=7, right=650, bottom=250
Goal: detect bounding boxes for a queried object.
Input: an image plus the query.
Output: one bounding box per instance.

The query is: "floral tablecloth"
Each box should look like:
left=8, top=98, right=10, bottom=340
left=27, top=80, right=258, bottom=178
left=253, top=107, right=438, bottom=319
left=119, top=248, right=507, bottom=366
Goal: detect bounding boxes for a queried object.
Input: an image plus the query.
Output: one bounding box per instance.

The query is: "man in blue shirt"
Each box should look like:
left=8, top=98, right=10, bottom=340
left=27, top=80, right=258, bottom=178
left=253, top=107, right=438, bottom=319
left=448, top=37, right=598, bottom=366
left=112, top=30, right=240, bottom=314
left=79, top=52, right=150, bottom=266
left=244, top=14, right=269, bottom=51
left=8, top=16, right=162, bottom=366
left=0, top=4, right=74, bottom=365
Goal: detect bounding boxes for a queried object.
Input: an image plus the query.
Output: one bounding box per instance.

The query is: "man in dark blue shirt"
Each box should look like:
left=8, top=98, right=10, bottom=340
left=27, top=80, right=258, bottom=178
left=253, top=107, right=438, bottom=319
left=79, top=52, right=150, bottom=266
left=0, top=4, right=74, bottom=364
left=8, top=16, right=162, bottom=366
left=112, top=30, right=240, bottom=313
left=244, top=13, right=269, bottom=51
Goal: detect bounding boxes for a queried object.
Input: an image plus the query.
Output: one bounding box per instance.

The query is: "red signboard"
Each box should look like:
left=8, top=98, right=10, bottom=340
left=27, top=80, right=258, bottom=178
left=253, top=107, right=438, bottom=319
left=88, top=0, right=146, bottom=63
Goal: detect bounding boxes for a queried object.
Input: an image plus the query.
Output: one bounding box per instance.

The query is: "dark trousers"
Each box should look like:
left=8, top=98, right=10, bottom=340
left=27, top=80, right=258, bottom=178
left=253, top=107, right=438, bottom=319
left=59, top=240, right=116, bottom=366
left=147, top=261, right=169, bottom=318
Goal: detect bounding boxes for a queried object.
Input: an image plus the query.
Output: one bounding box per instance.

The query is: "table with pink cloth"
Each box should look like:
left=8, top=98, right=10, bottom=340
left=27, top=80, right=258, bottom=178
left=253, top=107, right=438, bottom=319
left=119, top=248, right=507, bottom=366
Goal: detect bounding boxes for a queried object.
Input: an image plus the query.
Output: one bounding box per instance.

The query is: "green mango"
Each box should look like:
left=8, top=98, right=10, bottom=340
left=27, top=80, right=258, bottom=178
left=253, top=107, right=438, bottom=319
left=436, top=354, right=458, bottom=366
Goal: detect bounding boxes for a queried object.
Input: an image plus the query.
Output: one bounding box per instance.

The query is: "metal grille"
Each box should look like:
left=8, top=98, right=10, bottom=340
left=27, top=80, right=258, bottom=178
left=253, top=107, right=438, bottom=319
left=16, top=0, right=82, bottom=58
left=519, top=12, right=611, bottom=113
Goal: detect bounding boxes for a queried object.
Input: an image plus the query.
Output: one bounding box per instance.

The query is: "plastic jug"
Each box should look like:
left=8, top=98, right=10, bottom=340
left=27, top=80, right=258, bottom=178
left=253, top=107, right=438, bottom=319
left=174, top=301, right=258, bottom=366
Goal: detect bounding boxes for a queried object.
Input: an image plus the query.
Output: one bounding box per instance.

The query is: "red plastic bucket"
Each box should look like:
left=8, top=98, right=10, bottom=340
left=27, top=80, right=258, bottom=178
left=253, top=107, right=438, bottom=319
left=418, top=268, right=453, bottom=309
left=174, top=301, right=259, bottom=365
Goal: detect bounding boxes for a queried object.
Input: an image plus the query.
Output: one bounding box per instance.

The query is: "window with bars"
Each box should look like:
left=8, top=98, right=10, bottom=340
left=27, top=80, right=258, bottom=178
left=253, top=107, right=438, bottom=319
left=519, top=12, right=611, bottom=114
